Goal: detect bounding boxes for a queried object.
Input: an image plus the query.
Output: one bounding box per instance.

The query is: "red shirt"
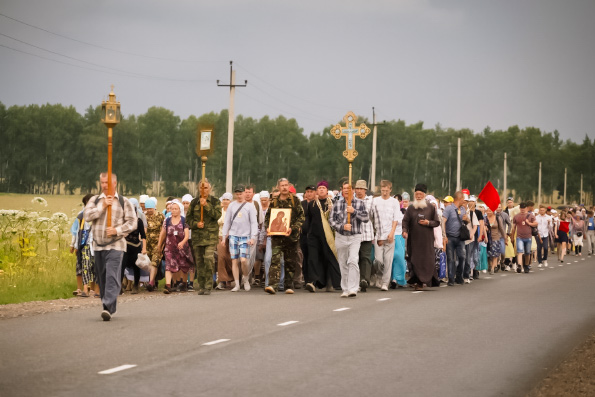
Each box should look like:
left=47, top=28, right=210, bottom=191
left=513, top=212, right=536, bottom=239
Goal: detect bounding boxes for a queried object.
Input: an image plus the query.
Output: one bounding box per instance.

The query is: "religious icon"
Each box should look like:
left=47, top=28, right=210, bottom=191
left=268, top=208, right=292, bottom=235
left=200, top=130, right=212, bottom=151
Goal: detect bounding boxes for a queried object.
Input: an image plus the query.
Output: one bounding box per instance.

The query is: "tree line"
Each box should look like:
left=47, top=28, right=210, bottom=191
left=0, top=101, right=593, bottom=204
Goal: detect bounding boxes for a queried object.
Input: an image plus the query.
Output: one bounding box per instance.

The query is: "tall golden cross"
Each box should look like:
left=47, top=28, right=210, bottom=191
left=330, top=111, right=370, bottom=223
left=330, top=111, right=371, bottom=161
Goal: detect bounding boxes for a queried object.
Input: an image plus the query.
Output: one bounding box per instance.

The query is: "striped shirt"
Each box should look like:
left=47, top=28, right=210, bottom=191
left=83, top=193, right=137, bottom=251
left=329, top=195, right=369, bottom=236
left=360, top=196, right=381, bottom=242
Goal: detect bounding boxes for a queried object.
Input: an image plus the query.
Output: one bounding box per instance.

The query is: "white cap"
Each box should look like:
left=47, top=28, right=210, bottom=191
left=260, top=190, right=270, bottom=199
left=467, top=195, right=477, bottom=202
left=182, top=194, right=193, bottom=203
left=139, top=194, right=149, bottom=204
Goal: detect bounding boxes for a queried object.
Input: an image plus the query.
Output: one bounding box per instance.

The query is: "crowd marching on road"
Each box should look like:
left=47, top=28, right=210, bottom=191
left=70, top=173, right=595, bottom=321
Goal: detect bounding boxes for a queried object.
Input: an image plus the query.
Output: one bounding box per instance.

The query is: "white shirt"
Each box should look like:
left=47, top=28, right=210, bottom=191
left=536, top=214, right=552, bottom=237
left=373, top=196, right=402, bottom=240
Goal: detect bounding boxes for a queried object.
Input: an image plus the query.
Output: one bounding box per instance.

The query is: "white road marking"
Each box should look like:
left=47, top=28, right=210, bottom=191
left=98, top=364, right=137, bottom=375
left=202, top=339, right=230, bottom=346
left=501, top=274, right=507, bottom=277
left=412, top=291, right=423, bottom=294
left=574, top=261, right=578, bottom=263
left=581, top=259, right=585, bottom=261
left=277, top=321, right=299, bottom=326
left=485, top=277, right=492, bottom=279
left=439, top=285, right=448, bottom=288
left=559, top=265, right=564, bottom=267
left=333, top=308, right=350, bottom=312
left=377, top=298, right=391, bottom=301
left=539, top=269, right=544, bottom=271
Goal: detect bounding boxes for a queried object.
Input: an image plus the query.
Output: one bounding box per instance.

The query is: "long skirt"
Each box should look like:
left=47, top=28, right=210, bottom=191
left=477, top=243, right=488, bottom=271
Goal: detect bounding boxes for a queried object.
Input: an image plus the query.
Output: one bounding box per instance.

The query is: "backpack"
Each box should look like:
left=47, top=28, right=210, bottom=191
left=94, top=194, right=126, bottom=222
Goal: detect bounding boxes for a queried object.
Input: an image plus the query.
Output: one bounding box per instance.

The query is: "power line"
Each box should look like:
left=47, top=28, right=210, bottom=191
left=0, top=34, right=211, bottom=82
left=0, top=12, right=219, bottom=63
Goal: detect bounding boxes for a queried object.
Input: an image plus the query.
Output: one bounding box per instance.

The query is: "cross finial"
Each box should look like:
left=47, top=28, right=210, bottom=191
left=110, top=84, right=114, bottom=92
left=330, top=111, right=371, bottom=161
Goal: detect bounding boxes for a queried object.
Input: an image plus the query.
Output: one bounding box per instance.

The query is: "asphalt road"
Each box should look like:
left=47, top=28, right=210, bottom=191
left=1, top=255, right=594, bottom=397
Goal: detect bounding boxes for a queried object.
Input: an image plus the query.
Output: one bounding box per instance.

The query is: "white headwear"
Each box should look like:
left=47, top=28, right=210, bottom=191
left=260, top=191, right=270, bottom=199
left=139, top=194, right=149, bottom=204
left=171, top=199, right=184, bottom=216
left=150, top=197, right=157, bottom=207
left=182, top=194, right=193, bottom=203
left=220, top=192, right=233, bottom=201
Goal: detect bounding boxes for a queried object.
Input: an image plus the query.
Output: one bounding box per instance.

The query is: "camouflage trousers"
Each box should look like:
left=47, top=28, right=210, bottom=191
left=269, top=238, right=298, bottom=291
left=192, top=243, right=216, bottom=290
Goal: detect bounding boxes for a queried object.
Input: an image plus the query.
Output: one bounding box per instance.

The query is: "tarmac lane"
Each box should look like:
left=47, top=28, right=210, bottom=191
left=1, top=255, right=594, bottom=397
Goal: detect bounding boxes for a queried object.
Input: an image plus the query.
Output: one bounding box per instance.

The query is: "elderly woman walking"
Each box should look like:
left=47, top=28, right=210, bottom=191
left=158, top=200, right=194, bottom=293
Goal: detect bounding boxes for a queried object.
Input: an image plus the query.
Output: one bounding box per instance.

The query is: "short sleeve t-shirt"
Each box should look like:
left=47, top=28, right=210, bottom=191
left=443, top=205, right=467, bottom=237
left=513, top=212, right=536, bottom=239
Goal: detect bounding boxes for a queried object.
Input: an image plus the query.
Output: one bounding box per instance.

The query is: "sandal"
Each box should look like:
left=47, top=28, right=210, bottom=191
left=79, top=291, right=89, bottom=297
left=72, top=289, right=82, bottom=296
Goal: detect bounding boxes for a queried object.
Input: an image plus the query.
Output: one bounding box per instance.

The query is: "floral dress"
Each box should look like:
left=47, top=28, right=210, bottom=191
left=164, top=217, right=194, bottom=273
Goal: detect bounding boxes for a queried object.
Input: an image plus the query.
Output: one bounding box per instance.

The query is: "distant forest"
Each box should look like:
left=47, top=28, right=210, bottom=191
left=0, top=102, right=593, bottom=204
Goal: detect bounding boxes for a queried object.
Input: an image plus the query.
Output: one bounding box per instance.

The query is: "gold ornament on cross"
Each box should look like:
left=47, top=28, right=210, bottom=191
left=330, top=111, right=371, bottom=161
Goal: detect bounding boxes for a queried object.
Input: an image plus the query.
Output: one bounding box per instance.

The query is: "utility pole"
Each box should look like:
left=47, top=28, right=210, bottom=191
left=538, top=162, right=542, bottom=206
left=456, top=137, right=461, bottom=191
left=368, top=107, right=385, bottom=193
left=580, top=173, right=583, bottom=204
left=503, top=152, right=507, bottom=205
left=564, top=168, right=567, bottom=205
left=218, top=61, right=247, bottom=193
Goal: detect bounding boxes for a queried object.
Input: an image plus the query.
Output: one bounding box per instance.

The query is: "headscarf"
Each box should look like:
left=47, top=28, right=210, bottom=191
left=128, top=197, right=147, bottom=227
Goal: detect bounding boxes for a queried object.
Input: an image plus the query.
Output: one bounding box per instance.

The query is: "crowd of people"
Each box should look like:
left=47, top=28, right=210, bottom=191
left=70, top=173, right=595, bottom=321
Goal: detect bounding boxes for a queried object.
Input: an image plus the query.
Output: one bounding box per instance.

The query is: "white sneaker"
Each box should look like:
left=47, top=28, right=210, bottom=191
left=231, top=284, right=240, bottom=292
left=380, top=284, right=388, bottom=291
left=341, top=291, right=349, bottom=298
left=538, top=263, right=543, bottom=268
left=464, top=278, right=471, bottom=284
left=505, top=265, right=511, bottom=271
left=512, top=264, right=517, bottom=272
left=482, top=270, right=487, bottom=273
left=244, top=281, right=251, bottom=292
left=544, top=261, right=548, bottom=267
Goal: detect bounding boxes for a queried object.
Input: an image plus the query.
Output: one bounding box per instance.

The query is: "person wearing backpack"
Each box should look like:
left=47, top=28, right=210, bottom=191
left=511, top=202, right=538, bottom=273
left=83, top=173, right=137, bottom=321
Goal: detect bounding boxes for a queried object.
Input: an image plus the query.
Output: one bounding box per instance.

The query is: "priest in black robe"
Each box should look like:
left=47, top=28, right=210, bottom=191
left=402, top=183, right=441, bottom=290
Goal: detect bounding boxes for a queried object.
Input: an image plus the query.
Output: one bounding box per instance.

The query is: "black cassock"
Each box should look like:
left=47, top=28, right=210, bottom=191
left=402, top=202, right=440, bottom=287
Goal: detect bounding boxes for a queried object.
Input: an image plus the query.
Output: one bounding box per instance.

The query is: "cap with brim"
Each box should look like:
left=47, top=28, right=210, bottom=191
left=354, top=180, right=367, bottom=189
left=305, top=185, right=316, bottom=191
left=468, top=195, right=477, bottom=202
left=443, top=196, right=454, bottom=203
left=234, top=185, right=245, bottom=193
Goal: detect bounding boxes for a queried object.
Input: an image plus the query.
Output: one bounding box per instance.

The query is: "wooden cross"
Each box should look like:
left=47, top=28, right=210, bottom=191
left=330, top=111, right=370, bottom=161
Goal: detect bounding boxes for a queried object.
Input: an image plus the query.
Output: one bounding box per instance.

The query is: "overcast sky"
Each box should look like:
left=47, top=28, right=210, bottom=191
left=1, top=0, right=594, bottom=142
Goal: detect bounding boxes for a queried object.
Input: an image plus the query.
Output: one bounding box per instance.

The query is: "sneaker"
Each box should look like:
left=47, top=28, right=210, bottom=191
left=389, top=280, right=397, bottom=289
left=341, top=291, right=349, bottom=298
left=197, top=289, right=205, bottom=295
left=178, top=283, right=188, bottom=292
left=131, top=285, right=139, bottom=295
left=265, top=286, right=276, bottom=294
left=505, top=265, right=511, bottom=271
left=464, top=278, right=471, bottom=284
left=231, top=284, right=240, bottom=292
left=512, top=264, right=517, bottom=272
left=482, top=269, right=487, bottom=273
left=101, top=310, right=111, bottom=321
left=305, top=283, right=316, bottom=293
left=187, top=282, right=194, bottom=292
left=163, top=286, right=173, bottom=294
left=524, top=266, right=530, bottom=274
left=380, top=284, right=388, bottom=291
left=215, top=282, right=226, bottom=290
left=538, top=263, right=542, bottom=268
left=447, top=281, right=455, bottom=286
left=359, top=280, right=368, bottom=293
left=348, top=291, right=357, bottom=297
left=516, top=266, right=522, bottom=273
left=544, top=261, right=548, bottom=267
left=285, top=289, right=294, bottom=294
left=244, top=280, right=251, bottom=292
left=146, top=283, right=154, bottom=292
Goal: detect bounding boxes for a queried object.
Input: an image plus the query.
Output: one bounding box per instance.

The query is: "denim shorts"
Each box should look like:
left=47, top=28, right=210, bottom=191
left=229, top=236, right=249, bottom=260
left=516, top=237, right=532, bottom=254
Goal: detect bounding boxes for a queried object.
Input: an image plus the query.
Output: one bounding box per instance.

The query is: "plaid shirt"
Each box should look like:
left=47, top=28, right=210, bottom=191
left=83, top=193, right=137, bottom=251
left=360, top=196, right=381, bottom=242
left=329, top=194, right=369, bottom=236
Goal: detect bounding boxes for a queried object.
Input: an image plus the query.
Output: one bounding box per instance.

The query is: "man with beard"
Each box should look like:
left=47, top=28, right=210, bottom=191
left=402, top=184, right=441, bottom=291
left=303, top=181, right=341, bottom=292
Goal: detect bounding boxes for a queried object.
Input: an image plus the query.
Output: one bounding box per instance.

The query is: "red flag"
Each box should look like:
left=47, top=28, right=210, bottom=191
left=478, top=181, right=500, bottom=212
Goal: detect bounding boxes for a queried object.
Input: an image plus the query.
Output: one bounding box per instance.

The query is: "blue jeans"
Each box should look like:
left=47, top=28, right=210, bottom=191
left=264, top=237, right=284, bottom=288
left=391, top=235, right=407, bottom=286
left=516, top=237, right=532, bottom=254
left=446, top=235, right=467, bottom=282
left=466, top=241, right=479, bottom=272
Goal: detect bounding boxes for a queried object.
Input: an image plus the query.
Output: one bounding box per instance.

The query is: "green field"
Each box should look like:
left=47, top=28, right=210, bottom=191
left=0, top=193, right=169, bottom=305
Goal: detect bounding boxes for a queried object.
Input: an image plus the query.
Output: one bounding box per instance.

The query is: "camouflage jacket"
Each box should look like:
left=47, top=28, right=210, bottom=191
left=186, top=195, right=222, bottom=246
left=264, top=194, right=305, bottom=243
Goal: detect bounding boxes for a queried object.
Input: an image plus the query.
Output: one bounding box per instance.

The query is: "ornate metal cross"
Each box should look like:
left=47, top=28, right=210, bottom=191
left=330, top=111, right=371, bottom=161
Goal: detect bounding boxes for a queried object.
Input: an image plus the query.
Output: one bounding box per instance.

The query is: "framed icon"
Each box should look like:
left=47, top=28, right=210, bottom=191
left=268, top=208, right=292, bottom=236
left=196, top=125, right=215, bottom=156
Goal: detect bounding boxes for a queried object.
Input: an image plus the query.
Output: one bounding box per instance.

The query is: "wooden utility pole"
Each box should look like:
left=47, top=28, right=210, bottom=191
left=218, top=61, right=247, bottom=193
left=538, top=162, right=542, bottom=206
left=368, top=107, right=385, bottom=193
left=564, top=168, right=567, bottom=205
left=456, top=137, right=461, bottom=192
left=503, top=152, right=507, bottom=205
